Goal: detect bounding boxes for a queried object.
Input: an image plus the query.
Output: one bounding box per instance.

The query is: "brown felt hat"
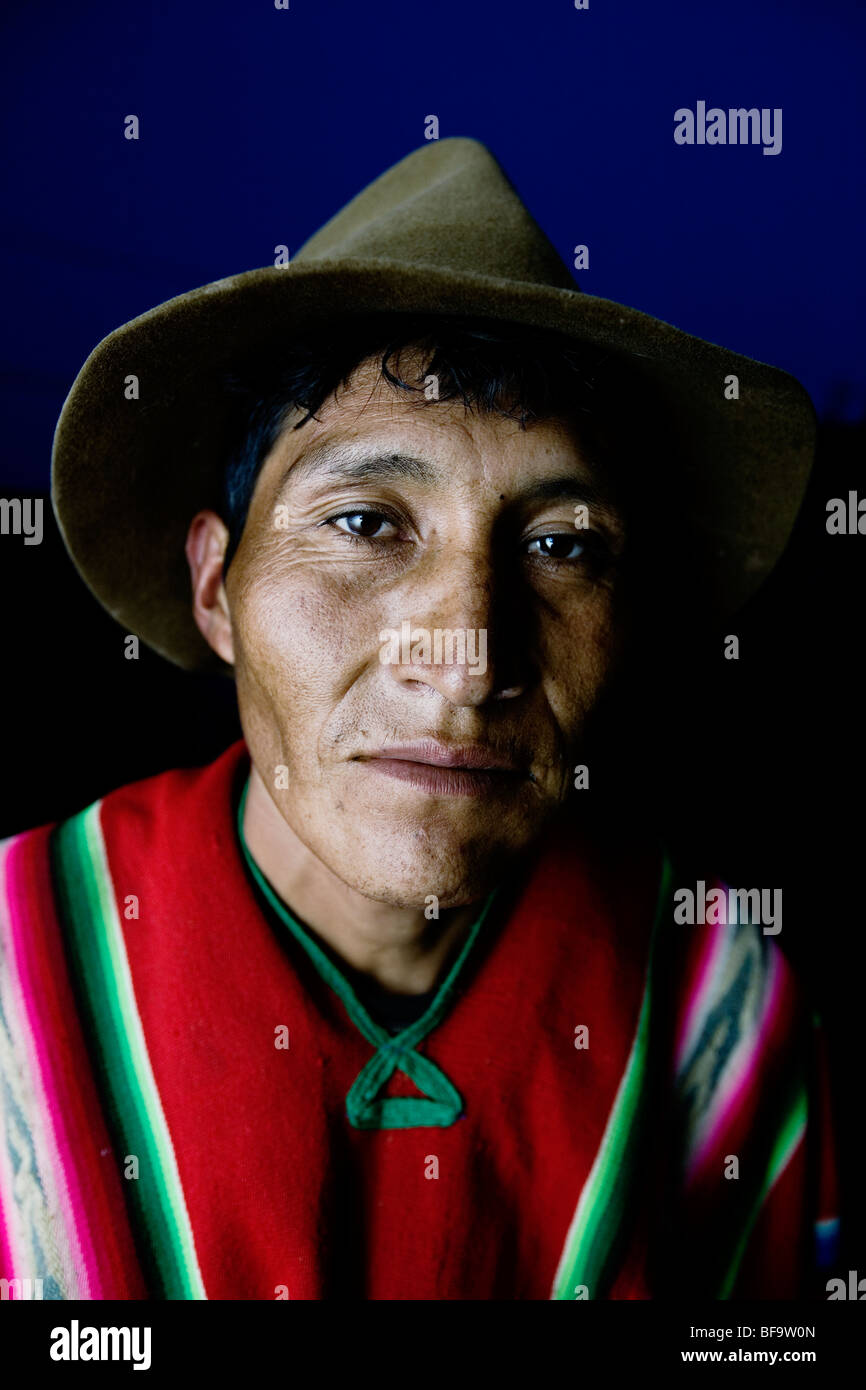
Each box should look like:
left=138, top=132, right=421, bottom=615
left=51, top=137, right=815, bottom=672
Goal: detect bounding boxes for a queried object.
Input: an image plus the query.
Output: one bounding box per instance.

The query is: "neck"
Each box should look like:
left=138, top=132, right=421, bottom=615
left=240, top=764, right=482, bottom=996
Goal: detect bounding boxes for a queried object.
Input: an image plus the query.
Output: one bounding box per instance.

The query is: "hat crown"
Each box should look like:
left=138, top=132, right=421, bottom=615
left=295, top=138, right=577, bottom=290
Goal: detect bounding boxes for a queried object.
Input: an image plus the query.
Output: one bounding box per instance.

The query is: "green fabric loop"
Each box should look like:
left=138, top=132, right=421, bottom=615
left=236, top=775, right=497, bottom=1129
left=346, top=1047, right=465, bottom=1129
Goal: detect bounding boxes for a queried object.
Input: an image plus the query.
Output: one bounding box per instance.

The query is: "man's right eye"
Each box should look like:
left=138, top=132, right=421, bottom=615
left=326, top=510, right=398, bottom=540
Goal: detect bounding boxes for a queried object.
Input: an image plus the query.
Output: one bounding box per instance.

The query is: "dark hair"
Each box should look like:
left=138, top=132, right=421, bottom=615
left=218, top=314, right=643, bottom=577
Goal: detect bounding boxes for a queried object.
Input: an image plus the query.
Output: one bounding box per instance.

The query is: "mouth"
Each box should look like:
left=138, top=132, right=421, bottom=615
left=356, top=740, right=530, bottom=799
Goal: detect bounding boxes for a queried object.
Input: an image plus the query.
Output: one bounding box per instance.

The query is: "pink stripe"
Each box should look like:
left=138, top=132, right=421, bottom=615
left=685, top=944, right=784, bottom=1180
left=0, top=833, right=103, bottom=1296
left=0, top=837, right=34, bottom=1282
left=0, top=1125, right=18, bottom=1278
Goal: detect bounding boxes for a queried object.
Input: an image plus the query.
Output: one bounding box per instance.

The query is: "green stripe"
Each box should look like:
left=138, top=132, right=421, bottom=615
left=551, top=855, right=673, bottom=1299
left=717, top=1082, right=808, bottom=1299
left=52, top=803, right=207, bottom=1299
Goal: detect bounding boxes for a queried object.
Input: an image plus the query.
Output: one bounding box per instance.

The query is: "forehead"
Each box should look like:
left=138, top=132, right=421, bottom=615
left=257, top=354, right=614, bottom=503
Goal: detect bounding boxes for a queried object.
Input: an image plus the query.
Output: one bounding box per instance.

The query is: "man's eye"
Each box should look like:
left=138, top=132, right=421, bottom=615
left=328, top=511, right=396, bottom=540
left=526, top=533, right=588, bottom=560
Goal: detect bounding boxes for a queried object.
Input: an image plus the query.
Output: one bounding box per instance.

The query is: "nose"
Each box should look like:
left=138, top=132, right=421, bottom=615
left=380, top=546, right=528, bottom=707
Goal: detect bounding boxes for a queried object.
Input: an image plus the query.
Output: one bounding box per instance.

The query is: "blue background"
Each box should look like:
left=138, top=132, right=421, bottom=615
left=1, top=0, right=865, bottom=490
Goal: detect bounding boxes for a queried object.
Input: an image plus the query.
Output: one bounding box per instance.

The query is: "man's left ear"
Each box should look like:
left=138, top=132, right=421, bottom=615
left=185, top=510, right=235, bottom=666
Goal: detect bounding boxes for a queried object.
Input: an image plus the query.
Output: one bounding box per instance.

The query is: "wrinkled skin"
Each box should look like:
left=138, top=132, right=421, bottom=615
left=187, top=356, right=628, bottom=990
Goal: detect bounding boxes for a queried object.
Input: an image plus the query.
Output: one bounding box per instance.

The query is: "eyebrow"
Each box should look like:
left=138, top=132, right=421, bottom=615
left=276, top=447, right=441, bottom=494
left=276, top=445, right=621, bottom=520
left=517, top=476, right=620, bottom=519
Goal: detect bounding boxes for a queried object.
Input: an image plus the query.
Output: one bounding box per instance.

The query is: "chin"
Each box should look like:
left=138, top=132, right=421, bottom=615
left=335, top=831, right=527, bottom=911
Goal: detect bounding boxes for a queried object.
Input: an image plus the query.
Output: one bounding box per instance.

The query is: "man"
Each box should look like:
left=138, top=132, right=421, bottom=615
left=0, top=139, right=838, bottom=1300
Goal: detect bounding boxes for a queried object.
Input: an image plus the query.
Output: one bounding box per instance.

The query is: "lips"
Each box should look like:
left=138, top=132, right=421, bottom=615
left=367, top=740, right=523, bottom=771
left=356, top=740, right=528, bottom=798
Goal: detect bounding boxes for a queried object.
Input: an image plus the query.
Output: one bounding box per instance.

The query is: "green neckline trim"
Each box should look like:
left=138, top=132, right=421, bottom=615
left=236, top=774, right=498, bottom=1130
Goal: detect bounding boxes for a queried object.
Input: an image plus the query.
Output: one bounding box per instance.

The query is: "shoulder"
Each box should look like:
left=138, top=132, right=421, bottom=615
left=664, top=870, right=803, bottom=1035
left=2, top=739, right=249, bottom=860
left=0, top=738, right=250, bottom=978
left=96, top=737, right=249, bottom=831
left=659, top=866, right=812, bottom=1190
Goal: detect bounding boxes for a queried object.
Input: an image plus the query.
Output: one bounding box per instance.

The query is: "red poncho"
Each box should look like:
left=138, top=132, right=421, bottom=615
left=0, top=741, right=838, bottom=1299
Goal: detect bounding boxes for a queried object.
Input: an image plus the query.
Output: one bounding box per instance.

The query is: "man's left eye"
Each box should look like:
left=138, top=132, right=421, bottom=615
left=526, top=533, right=587, bottom=560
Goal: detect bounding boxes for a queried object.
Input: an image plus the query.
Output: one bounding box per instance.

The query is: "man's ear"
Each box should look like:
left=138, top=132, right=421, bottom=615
left=185, top=510, right=235, bottom=666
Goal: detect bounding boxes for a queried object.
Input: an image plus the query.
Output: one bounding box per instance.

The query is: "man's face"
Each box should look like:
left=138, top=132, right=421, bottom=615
left=226, top=356, right=627, bottom=909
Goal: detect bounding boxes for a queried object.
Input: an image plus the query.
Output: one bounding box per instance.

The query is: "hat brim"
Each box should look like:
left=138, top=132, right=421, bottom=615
left=51, top=259, right=815, bottom=671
